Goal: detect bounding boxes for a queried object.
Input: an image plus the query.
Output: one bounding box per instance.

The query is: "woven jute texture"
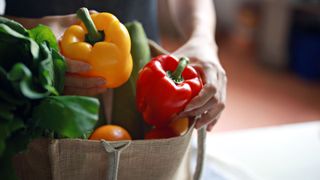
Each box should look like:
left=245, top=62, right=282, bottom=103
left=13, top=125, right=195, bottom=180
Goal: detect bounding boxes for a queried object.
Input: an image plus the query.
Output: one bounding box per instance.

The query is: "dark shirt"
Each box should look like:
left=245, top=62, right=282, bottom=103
left=5, top=0, right=159, bottom=42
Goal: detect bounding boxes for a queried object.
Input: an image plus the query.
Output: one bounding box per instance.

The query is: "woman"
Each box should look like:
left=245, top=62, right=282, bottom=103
left=5, top=0, right=226, bottom=131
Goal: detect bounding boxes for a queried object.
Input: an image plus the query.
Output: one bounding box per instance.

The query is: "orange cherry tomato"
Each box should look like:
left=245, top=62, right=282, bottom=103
left=144, top=118, right=190, bottom=140
left=169, top=117, right=189, bottom=135
left=89, top=125, right=132, bottom=141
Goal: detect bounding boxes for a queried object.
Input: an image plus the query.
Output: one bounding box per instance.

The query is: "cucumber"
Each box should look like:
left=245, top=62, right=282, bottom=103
left=112, top=21, right=152, bottom=139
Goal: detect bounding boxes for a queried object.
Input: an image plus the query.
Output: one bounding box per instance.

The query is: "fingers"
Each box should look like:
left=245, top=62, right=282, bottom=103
left=89, top=10, right=99, bottom=14
left=66, top=59, right=91, bottom=73
left=64, top=87, right=106, bottom=96
left=179, top=97, right=217, bottom=117
left=64, top=74, right=107, bottom=96
left=184, top=61, right=222, bottom=112
left=184, top=84, right=216, bottom=112
left=65, top=75, right=106, bottom=88
left=206, top=111, right=222, bottom=131
left=195, top=103, right=225, bottom=129
left=183, top=64, right=227, bottom=130
left=206, top=119, right=217, bottom=131
left=175, top=66, right=226, bottom=130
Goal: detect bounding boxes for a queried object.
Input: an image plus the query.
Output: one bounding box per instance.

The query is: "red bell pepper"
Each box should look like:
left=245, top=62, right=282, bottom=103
left=136, top=55, right=203, bottom=128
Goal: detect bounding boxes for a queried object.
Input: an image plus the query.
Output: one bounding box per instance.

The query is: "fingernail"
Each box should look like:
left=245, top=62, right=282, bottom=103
left=97, top=79, right=106, bottom=86
left=178, top=112, right=186, bottom=117
left=207, top=125, right=213, bottom=131
left=184, top=106, right=194, bottom=112
left=81, top=64, right=91, bottom=72
left=195, top=122, right=201, bottom=129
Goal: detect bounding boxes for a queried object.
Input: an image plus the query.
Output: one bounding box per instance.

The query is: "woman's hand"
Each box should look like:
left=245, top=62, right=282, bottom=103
left=173, top=37, right=227, bottom=131
left=63, top=59, right=107, bottom=96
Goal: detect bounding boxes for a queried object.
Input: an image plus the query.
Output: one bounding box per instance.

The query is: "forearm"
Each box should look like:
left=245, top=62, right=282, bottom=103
left=167, top=0, right=226, bottom=131
left=3, top=15, right=78, bottom=37
left=167, top=0, right=216, bottom=46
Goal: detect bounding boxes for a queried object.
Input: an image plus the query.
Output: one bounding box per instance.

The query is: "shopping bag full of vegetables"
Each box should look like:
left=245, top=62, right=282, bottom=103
left=1, top=7, right=207, bottom=180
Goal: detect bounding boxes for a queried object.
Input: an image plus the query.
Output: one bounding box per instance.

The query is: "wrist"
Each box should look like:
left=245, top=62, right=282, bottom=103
left=187, top=34, right=218, bottom=53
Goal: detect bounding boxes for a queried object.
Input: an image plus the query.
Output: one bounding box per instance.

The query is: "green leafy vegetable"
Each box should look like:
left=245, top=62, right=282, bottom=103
left=0, top=17, right=100, bottom=180
left=0, top=24, right=40, bottom=61
left=7, top=63, right=51, bottom=99
left=32, top=96, right=99, bottom=138
left=52, top=49, right=67, bottom=93
left=0, top=16, right=29, bottom=36
left=29, top=24, right=59, bottom=51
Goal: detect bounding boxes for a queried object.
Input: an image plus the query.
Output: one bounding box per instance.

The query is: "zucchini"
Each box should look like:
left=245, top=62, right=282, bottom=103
left=112, top=21, right=152, bottom=139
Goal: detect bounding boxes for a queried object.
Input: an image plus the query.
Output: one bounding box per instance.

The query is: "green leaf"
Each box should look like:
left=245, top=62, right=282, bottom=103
left=0, top=118, right=25, bottom=155
left=0, top=140, right=4, bottom=157
left=0, top=16, right=28, bottom=36
left=0, top=120, right=25, bottom=140
left=0, top=67, right=26, bottom=107
left=52, top=49, right=67, bottom=94
left=0, top=109, right=14, bottom=121
left=29, top=24, right=58, bottom=51
left=37, top=43, right=58, bottom=95
left=0, top=24, right=39, bottom=61
left=7, top=63, right=50, bottom=99
left=0, top=29, right=38, bottom=71
left=0, top=89, right=25, bottom=106
left=32, top=96, right=100, bottom=138
left=0, top=129, right=32, bottom=180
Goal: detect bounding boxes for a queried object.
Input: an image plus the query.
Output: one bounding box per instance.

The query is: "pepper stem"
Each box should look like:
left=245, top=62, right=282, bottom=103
left=77, top=7, right=103, bottom=44
left=170, top=57, right=189, bottom=84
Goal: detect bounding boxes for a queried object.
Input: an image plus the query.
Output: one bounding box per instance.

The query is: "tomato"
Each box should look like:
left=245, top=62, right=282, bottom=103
left=144, top=118, right=190, bottom=140
left=89, top=125, right=132, bottom=141
left=169, top=117, right=189, bottom=135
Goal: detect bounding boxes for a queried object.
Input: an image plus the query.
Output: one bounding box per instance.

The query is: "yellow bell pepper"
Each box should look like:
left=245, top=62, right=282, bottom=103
left=60, top=7, right=132, bottom=88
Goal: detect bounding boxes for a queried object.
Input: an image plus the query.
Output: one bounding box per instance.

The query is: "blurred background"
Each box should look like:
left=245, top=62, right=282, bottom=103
left=159, top=0, right=320, bottom=132
left=159, top=1, right=320, bottom=179
left=0, top=0, right=318, bottom=132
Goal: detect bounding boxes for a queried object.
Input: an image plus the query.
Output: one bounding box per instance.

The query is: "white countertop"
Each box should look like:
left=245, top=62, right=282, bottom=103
left=197, top=121, right=320, bottom=180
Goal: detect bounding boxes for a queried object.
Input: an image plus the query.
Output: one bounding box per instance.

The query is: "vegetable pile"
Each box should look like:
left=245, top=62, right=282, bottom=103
left=0, top=6, right=203, bottom=179
left=0, top=17, right=100, bottom=179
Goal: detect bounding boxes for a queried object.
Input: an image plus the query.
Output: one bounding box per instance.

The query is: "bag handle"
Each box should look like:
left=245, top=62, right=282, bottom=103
left=193, top=126, right=206, bottom=180
left=99, top=123, right=206, bottom=180
left=100, top=127, right=206, bottom=180
left=101, top=140, right=131, bottom=180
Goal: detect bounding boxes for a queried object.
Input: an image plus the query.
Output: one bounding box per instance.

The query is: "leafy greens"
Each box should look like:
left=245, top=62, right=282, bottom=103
left=0, top=17, right=100, bottom=180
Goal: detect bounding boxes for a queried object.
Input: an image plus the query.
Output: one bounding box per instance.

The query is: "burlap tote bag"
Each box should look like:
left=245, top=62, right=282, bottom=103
left=13, top=41, right=207, bottom=180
